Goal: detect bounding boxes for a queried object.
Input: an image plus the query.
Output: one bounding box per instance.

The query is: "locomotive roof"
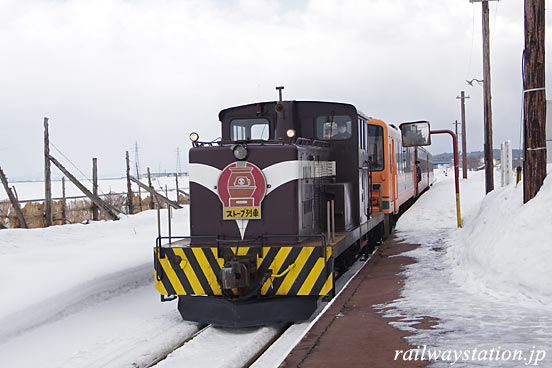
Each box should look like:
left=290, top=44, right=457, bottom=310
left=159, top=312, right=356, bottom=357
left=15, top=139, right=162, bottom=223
left=218, top=100, right=357, bottom=121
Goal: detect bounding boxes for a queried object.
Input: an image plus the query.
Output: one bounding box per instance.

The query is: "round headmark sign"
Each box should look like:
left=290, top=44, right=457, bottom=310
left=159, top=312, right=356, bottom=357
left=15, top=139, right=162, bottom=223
left=217, top=161, right=267, bottom=220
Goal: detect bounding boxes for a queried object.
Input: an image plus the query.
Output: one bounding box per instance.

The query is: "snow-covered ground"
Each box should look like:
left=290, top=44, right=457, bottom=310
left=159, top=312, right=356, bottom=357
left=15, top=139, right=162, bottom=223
left=0, top=208, right=195, bottom=367
left=384, top=167, right=552, bottom=367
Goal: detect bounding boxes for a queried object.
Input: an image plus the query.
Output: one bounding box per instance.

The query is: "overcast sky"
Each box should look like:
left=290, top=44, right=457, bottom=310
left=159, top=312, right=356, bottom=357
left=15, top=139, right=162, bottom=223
left=0, top=0, right=550, bottom=181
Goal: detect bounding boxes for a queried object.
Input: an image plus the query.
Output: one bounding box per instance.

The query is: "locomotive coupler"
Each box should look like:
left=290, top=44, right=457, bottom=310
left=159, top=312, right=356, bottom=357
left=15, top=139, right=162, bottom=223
left=221, top=255, right=257, bottom=292
left=222, top=261, right=250, bottom=289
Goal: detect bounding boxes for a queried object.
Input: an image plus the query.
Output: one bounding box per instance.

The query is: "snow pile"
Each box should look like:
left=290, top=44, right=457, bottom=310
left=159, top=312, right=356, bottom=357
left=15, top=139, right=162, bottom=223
left=379, top=167, right=552, bottom=367
left=0, top=208, right=189, bottom=343
left=449, top=171, right=552, bottom=308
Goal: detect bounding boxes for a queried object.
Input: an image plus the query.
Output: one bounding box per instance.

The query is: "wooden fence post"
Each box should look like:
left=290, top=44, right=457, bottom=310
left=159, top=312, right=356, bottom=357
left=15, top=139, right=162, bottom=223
left=178, top=189, right=190, bottom=202
left=44, top=117, right=52, bottom=227
left=129, top=176, right=182, bottom=209
left=12, top=186, right=19, bottom=202
left=125, top=151, right=134, bottom=215
left=0, top=166, right=28, bottom=229
left=62, top=176, right=67, bottom=224
left=48, top=154, right=120, bottom=220
left=92, top=158, right=99, bottom=220
left=175, top=174, right=180, bottom=203
left=136, top=162, right=143, bottom=212
left=147, top=167, right=155, bottom=209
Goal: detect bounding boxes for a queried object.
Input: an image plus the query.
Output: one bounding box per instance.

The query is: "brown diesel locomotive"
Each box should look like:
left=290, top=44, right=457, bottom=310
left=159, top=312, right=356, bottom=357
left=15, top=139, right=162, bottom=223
left=153, top=97, right=432, bottom=327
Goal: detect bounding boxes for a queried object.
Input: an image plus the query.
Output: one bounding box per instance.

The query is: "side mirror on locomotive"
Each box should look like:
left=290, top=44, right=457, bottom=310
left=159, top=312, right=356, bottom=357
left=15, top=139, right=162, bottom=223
left=399, top=121, right=431, bottom=147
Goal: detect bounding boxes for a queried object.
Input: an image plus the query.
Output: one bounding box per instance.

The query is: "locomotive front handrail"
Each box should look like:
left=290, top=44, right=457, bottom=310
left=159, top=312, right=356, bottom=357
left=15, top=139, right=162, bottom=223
left=156, top=233, right=327, bottom=247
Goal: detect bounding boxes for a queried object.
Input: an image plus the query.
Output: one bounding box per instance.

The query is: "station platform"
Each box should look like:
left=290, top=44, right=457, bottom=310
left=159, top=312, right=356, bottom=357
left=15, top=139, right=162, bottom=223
left=280, top=235, right=431, bottom=368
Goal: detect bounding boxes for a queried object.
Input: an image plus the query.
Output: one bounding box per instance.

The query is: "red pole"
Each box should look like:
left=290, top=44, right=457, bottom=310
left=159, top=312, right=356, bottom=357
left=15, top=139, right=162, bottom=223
left=430, top=129, right=462, bottom=227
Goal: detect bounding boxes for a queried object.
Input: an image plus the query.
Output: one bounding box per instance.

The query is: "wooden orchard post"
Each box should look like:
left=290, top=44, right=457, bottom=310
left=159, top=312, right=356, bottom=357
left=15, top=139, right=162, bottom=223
left=125, top=151, right=134, bottom=215
left=0, top=166, right=28, bottom=229
left=62, top=176, right=67, bottom=224
left=136, top=162, right=143, bottom=213
left=44, top=117, right=52, bottom=226
left=175, top=174, right=180, bottom=203
left=129, top=176, right=182, bottom=209
left=147, top=167, right=154, bottom=209
left=92, top=158, right=99, bottom=220
left=49, top=154, right=120, bottom=220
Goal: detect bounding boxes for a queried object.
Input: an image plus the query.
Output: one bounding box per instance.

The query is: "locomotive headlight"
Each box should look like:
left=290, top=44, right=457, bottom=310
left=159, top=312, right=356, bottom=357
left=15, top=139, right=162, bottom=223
left=232, top=144, right=248, bottom=160
left=286, top=129, right=296, bottom=138
left=189, top=132, right=199, bottom=142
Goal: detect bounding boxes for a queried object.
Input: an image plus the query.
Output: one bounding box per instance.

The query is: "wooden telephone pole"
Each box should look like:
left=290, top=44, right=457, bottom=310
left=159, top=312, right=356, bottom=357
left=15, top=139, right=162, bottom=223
left=523, top=0, right=547, bottom=203
left=457, top=91, right=470, bottom=179
left=471, top=0, right=497, bottom=193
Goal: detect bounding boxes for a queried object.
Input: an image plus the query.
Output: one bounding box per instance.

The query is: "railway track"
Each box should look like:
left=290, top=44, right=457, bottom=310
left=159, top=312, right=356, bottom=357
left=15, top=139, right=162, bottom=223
left=141, top=247, right=378, bottom=368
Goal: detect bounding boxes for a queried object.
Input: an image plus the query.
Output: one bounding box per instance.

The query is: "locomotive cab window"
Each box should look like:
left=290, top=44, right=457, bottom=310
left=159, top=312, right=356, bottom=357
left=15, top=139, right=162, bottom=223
left=316, top=115, right=352, bottom=140
left=230, top=118, right=270, bottom=141
left=367, top=125, right=384, bottom=171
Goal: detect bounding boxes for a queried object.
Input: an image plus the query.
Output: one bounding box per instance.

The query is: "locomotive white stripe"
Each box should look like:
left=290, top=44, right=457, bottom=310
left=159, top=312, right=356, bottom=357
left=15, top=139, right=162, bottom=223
left=263, top=160, right=301, bottom=196
left=188, top=163, right=221, bottom=195
left=189, top=160, right=336, bottom=197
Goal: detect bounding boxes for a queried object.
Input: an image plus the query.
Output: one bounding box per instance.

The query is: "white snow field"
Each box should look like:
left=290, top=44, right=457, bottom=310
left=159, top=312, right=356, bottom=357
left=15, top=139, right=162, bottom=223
left=0, top=208, right=197, bottom=367
left=0, top=175, right=189, bottom=202
left=383, top=167, right=552, bottom=367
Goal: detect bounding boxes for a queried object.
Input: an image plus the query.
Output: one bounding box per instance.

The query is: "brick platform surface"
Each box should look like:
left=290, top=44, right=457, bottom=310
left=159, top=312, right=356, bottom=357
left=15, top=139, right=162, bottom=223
left=280, top=235, right=430, bottom=368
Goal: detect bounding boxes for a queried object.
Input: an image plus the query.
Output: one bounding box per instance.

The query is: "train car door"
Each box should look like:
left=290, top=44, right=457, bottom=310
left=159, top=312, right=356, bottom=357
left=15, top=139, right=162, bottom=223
left=414, top=149, right=419, bottom=196
left=391, top=139, right=397, bottom=213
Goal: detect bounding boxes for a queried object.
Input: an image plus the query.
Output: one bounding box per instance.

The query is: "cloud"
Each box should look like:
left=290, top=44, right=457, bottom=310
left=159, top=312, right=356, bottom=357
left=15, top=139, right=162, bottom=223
left=0, top=0, right=549, bottom=180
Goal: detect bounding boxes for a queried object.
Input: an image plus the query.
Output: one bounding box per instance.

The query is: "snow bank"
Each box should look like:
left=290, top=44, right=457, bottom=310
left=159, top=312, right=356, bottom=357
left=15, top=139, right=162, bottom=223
left=0, top=207, right=189, bottom=343
left=382, top=167, right=552, bottom=367
left=449, top=169, right=552, bottom=308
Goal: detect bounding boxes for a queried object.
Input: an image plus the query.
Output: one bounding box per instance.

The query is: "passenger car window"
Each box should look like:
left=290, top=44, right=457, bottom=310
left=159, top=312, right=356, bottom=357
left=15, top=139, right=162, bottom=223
left=316, top=115, right=352, bottom=140
left=230, top=119, right=270, bottom=141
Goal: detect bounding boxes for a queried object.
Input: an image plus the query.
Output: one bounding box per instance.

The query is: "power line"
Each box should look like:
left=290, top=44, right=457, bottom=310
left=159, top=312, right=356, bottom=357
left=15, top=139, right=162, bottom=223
left=49, top=141, right=109, bottom=197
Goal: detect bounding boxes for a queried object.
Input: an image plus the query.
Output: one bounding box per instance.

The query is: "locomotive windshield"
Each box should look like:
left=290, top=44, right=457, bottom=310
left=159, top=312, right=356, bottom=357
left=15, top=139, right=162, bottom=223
left=315, top=115, right=352, bottom=140
left=367, top=124, right=384, bottom=171
left=230, top=118, right=270, bottom=141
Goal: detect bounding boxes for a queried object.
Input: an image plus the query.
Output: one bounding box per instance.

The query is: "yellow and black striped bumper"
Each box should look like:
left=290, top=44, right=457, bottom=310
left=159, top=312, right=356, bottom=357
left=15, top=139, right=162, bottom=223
left=154, top=245, right=333, bottom=297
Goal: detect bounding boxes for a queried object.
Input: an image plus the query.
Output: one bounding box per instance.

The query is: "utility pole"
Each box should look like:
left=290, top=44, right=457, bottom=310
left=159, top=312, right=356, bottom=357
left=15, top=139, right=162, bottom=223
left=482, top=0, right=495, bottom=193
left=471, top=0, right=498, bottom=193
left=452, top=120, right=461, bottom=172
left=523, top=0, right=547, bottom=203
left=453, top=120, right=460, bottom=137
left=457, top=91, right=470, bottom=178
